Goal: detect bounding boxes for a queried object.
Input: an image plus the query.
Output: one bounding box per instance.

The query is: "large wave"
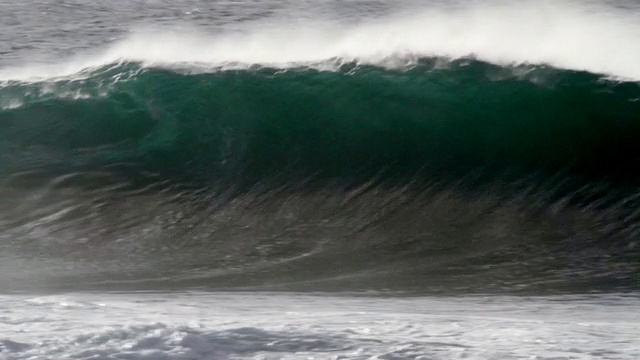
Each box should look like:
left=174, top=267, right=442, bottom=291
left=0, top=59, right=638, bottom=294
left=1, top=0, right=639, bottom=293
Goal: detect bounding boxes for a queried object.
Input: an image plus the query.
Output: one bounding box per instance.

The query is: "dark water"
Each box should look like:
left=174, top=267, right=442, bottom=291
left=0, top=0, right=639, bottom=294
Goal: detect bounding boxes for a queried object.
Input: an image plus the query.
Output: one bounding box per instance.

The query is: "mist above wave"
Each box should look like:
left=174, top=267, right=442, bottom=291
left=0, top=1, right=639, bottom=82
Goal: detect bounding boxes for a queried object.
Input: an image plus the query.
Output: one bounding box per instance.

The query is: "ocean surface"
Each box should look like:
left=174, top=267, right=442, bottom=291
left=0, top=0, right=639, bottom=358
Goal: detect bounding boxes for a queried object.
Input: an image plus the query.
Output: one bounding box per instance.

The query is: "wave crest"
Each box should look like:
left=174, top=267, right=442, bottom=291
left=1, top=2, right=639, bottom=82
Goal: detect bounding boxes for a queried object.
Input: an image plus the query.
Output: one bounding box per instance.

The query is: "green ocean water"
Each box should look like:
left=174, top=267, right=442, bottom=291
left=0, top=0, right=639, bottom=294
left=2, top=61, right=639, bottom=191
left=0, top=60, right=638, bottom=293
left=1, top=2, right=640, bottom=359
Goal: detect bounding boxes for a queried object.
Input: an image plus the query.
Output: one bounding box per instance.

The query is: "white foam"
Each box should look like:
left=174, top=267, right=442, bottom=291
left=1, top=99, right=23, bottom=110
left=1, top=292, right=639, bottom=360
left=0, top=1, right=639, bottom=82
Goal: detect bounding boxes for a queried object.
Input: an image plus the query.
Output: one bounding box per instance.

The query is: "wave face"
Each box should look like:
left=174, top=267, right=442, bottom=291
left=0, top=60, right=638, bottom=294
left=0, top=58, right=640, bottom=292
left=2, top=62, right=639, bottom=186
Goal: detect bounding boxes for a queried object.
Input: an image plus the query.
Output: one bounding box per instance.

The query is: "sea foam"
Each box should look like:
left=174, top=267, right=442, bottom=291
left=0, top=1, right=639, bottom=82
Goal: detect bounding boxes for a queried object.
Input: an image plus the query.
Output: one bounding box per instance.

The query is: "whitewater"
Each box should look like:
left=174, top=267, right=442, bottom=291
left=2, top=292, right=639, bottom=359
left=1, top=0, right=639, bottom=359
left=1, top=1, right=639, bottom=82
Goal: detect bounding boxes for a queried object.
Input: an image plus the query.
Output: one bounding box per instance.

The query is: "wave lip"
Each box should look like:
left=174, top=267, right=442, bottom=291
left=1, top=2, right=640, bottom=82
